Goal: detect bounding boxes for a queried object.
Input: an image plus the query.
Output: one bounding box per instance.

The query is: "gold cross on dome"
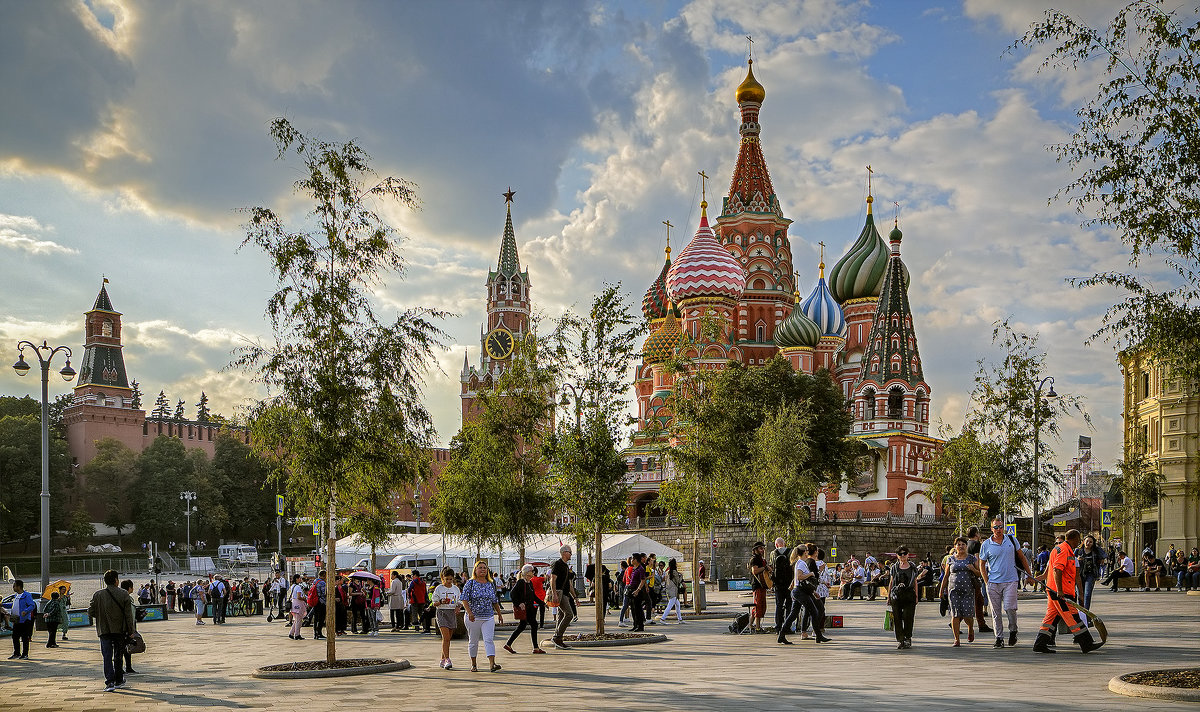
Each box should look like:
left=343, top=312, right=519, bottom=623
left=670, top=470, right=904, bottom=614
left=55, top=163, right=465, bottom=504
left=746, top=35, right=754, bottom=62
left=818, top=241, right=825, bottom=263
left=698, top=170, right=709, bottom=202
left=662, top=219, right=674, bottom=252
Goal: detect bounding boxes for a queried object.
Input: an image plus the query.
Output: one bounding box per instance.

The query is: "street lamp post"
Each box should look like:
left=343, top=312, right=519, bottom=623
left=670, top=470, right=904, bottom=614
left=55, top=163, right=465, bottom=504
left=1030, top=376, right=1057, bottom=552
left=180, top=490, right=197, bottom=564
left=13, top=340, right=75, bottom=593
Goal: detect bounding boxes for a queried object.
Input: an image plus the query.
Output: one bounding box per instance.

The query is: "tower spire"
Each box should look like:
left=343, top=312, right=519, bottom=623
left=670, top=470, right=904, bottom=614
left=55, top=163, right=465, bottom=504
left=662, top=219, right=673, bottom=259
left=496, top=187, right=521, bottom=277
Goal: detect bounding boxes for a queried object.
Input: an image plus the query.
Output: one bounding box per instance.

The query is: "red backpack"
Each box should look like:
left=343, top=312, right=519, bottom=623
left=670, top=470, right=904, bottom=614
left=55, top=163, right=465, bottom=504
left=410, top=577, right=427, bottom=604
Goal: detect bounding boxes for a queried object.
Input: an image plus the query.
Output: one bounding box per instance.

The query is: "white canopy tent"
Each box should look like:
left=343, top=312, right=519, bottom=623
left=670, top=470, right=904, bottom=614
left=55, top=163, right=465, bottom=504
left=335, top=532, right=684, bottom=575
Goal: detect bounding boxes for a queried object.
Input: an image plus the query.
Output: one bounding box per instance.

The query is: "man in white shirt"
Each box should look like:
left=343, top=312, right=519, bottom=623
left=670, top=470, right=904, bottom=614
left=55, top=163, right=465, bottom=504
left=1102, top=551, right=1136, bottom=591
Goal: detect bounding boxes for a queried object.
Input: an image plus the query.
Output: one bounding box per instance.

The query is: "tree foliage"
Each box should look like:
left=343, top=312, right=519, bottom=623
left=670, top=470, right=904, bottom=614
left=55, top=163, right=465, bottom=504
left=937, top=320, right=1090, bottom=519
left=0, top=414, right=72, bottom=548
left=432, top=331, right=555, bottom=556
left=236, top=118, right=443, bottom=664
left=83, top=438, right=138, bottom=537
left=130, top=380, right=142, bottom=410
left=1112, top=432, right=1163, bottom=553
left=151, top=391, right=170, bottom=419
left=196, top=392, right=211, bottom=422
left=1017, top=1, right=1200, bottom=383
left=131, top=436, right=194, bottom=545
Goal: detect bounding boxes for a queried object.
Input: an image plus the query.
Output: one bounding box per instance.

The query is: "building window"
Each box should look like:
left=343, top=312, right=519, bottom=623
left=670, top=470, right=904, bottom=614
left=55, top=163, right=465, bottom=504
left=756, top=325, right=764, bottom=342
left=863, top=389, right=876, bottom=419
left=888, top=387, right=904, bottom=418
left=633, top=458, right=642, bottom=472
left=1142, top=372, right=1151, bottom=399
left=102, top=320, right=113, bottom=337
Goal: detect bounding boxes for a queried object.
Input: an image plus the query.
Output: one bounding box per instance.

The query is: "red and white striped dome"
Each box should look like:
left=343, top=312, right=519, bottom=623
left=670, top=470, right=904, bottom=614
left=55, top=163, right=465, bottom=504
left=666, top=206, right=746, bottom=304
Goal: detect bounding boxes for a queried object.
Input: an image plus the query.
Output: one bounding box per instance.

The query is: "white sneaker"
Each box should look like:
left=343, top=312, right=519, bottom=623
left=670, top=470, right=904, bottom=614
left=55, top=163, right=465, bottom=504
left=618, top=621, right=628, bottom=628
left=103, top=685, right=116, bottom=693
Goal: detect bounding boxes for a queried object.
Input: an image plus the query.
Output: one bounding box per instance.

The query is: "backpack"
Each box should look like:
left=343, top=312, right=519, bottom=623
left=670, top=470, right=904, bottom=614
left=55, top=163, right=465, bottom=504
left=306, top=585, right=319, bottom=607
left=623, top=565, right=635, bottom=586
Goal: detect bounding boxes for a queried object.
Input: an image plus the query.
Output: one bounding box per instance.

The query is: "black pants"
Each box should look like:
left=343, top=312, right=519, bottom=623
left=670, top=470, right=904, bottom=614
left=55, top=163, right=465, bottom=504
left=312, top=602, right=326, bottom=636
left=46, top=621, right=59, bottom=647
left=390, top=608, right=404, bottom=628
left=781, top=588, right=820, bottom=640
left=410, top=602, right=426, bottom=630
left=214, top=596, right=227, bottom=623
left=537, top=600, right=546, bottom=628
left=630, top=592, right=646, bottom=631
left=800, top=594, right=826, bottom=634
left=891, top=595, right=916, bottom=643
left=11, top=621, right=32, bottom=656
left=506, top=615, right=540, bottom=649
left=773, top=587, right=792, bottom=632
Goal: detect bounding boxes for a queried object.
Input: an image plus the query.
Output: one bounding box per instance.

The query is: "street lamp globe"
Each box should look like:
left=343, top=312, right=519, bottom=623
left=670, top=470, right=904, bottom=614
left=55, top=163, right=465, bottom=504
left=59, top=360, right=76, bottom=381
left=12, top=354, right=30, bottom=376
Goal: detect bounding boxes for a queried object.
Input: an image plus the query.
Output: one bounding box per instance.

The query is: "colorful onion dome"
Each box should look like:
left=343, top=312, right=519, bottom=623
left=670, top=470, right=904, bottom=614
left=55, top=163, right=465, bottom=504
left=666, top=202, right=746, bottom=305
left=800, top=261, right=847, bottom=338
left=829, top=195, right=890, bottom=303
left=642, top=305, right=684, bottom=364
left=775, top=293, right=821, bottom=350
left=642, top=245, right=673, bottom=322
left=735, top=59, right=766, bottom=105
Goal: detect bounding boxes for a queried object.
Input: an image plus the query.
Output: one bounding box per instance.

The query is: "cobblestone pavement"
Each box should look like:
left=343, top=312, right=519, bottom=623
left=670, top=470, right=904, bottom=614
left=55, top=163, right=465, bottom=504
left=0, top=584, right=1194, bottom=711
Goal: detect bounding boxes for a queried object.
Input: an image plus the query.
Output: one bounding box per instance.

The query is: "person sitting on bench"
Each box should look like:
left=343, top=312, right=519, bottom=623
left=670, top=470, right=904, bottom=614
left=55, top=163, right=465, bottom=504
left=1100, top=550, right=1135, bottom=591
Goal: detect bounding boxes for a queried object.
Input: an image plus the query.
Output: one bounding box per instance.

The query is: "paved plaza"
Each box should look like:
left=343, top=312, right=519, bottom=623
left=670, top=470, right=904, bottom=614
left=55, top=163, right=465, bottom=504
left=0, top=583, right=1195, bottom=711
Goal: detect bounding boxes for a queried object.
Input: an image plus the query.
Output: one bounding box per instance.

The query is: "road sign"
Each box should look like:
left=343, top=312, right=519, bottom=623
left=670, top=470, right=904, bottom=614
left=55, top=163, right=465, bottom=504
left=313, top=520, right=319, bottom=536
left=1005, top=523, right=1016, bottom=537
left=830, top=546, right=838, bottom=558
left=1101, top=509, right=1112, bottom=527
left=276, top=495, right=284, bottom=517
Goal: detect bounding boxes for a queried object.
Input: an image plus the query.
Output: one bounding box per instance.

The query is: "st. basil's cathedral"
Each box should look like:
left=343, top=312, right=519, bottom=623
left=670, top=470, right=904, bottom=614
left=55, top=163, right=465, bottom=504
left=626, top=59, right=942, bottom=521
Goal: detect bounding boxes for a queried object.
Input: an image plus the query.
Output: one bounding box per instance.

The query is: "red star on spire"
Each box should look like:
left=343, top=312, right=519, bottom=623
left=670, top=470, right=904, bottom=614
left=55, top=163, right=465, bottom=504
left=502, top=187, right=516, bottom=204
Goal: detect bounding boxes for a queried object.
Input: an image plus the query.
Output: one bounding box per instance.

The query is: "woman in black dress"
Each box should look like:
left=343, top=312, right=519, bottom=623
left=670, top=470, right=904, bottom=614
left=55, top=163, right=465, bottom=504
left=503, top=564, right=544, bottom=654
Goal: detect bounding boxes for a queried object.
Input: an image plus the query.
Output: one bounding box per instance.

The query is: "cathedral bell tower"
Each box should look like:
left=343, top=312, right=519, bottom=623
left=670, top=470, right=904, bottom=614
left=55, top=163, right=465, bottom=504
left=461, top=189, right=531, bottom=421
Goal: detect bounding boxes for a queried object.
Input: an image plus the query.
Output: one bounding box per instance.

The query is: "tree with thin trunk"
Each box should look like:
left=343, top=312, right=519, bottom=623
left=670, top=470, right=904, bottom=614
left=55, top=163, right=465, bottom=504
left=546, top=285, right=638, bottom=634
left=237, top=119, right=444, bottom=665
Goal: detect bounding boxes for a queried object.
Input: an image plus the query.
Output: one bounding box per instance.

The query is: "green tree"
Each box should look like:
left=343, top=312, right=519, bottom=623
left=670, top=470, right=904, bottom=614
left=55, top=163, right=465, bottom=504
left=962, top=320, right=1090, bottom=529
left=746, top=402, right=815, bottom=541
left=925, top=429, right=1006, bottom=533
left=174, top=399, right=186, bottom=421
left=130, top=380, right=142, bottom=410
left=82, top=438, right=138, bottom=540
left=545, top=284, right=639, bottom=633
left=237, top=118, right=443, bottom=665
left=151, top=391, right=170, bottom=419
left=0, top=394, right=71, bottom=438
left=431, top=332, right=555, bottom=561
left=0, top=414, right=71, bottom=550
left=67, top=505, right=96, bottom=548
left=196, top=392, right=211, bottom=423
left=1017, top=1, right=1200, bottom=383
left=132, top=436, right=193, bottom=545
left=208, top=431, right=274, bottom=540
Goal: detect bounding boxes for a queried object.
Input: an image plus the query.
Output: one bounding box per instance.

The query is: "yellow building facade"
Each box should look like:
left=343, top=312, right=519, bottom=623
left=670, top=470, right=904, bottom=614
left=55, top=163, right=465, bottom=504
left=1119, top=351, right=1200, bottom=552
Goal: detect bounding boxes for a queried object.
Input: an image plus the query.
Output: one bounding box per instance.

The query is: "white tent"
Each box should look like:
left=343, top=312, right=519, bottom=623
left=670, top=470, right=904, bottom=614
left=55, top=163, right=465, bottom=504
left=335, top=532, right=684, bottom=573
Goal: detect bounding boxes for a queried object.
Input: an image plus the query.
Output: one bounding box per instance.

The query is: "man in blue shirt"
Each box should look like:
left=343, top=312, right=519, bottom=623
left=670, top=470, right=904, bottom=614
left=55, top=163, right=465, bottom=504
left=8, top=579, right=37, bottom=659
left=980, top=519, right=1036, bottom=648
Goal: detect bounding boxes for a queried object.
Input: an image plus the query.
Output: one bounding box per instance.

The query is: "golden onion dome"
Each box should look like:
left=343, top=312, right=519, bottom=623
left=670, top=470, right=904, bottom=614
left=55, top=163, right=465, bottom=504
left=735, top=59, right=765, bottom=105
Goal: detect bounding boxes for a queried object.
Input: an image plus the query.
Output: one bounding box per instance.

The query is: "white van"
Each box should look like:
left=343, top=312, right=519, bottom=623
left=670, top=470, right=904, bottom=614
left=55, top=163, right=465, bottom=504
left=217, top=543, right=259, bottom=563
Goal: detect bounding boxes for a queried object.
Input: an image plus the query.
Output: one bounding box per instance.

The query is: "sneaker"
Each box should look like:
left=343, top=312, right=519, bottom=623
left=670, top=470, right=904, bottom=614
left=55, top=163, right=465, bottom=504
left=444, top=659, right=453, bottom=670
left=196, top=620, right=205, bottom=625
left=993, top=638, right=1004, bottom=648
left=617, top=621, right=628, bottom=628
left=553, top=639, right=571, bottom=650
left=103, top=685, right=116, bottom=693
left=7, top=654, right=18, bottom=660
left=1009, top=631, right=1018, bottom=646
left=114, top=681, right=127, bottom=689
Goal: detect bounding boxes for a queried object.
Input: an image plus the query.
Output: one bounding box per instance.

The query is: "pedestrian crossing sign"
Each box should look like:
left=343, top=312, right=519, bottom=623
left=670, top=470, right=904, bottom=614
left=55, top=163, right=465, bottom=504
left=1004, top=523, right=1016, bottom=537
left=276, top=495, right=284, bottom=517
left=830, top=546, right=838, bottom=558
left=1101, top=509, right=1112, bottom=539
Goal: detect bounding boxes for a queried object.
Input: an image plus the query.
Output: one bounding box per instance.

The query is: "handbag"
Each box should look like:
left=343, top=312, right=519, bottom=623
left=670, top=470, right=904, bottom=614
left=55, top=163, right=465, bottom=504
left=125, top=632, right=146, bottom=655
left=514, top=604, right=527, bottom=621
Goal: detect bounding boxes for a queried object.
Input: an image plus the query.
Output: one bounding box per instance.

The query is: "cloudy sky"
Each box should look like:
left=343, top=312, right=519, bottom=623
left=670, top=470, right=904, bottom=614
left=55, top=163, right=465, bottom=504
left=1, top=0, right=1160, bottom=479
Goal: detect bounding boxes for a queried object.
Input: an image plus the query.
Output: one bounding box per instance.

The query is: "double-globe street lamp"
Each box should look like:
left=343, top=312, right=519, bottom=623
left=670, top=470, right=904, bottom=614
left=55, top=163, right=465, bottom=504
left=180, top=490, right=198, bottom=562
left=1030, top=376, right=1057, bottom=551
left=12, top=340, right=76, bottom=593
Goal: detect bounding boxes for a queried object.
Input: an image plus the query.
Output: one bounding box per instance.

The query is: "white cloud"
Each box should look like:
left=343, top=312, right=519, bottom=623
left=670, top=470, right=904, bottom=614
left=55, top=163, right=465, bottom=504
left=0, top=213, right=77, bottom=255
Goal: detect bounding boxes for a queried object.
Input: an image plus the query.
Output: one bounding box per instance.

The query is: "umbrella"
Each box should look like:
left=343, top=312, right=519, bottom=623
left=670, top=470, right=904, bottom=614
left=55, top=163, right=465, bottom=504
left=42, top=580, right=72, bottom=599
left=348, top=571, right=382, bottom=583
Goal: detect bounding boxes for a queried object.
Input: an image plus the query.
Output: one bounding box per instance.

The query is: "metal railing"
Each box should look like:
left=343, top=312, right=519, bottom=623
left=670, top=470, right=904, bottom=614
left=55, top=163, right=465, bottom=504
left=68, top=558, right=148, bottom=576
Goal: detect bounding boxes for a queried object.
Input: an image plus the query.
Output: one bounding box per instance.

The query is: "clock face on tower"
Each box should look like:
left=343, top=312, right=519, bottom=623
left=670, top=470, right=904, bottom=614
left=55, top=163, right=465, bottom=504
left=484, top=327, right=515, bottom=360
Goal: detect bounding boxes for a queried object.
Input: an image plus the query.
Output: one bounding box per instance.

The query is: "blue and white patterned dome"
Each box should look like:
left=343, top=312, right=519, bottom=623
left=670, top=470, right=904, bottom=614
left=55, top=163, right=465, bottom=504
left=800, top=266, right=847, bottom=339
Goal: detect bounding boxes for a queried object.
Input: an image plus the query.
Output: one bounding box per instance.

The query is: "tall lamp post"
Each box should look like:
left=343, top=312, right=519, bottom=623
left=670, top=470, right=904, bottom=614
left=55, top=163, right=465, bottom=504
left=180, top=490, right=198, bottom=563
left=13, top=340, right=75, bottom=593
left=1030, top=376, right=1057, bottom=551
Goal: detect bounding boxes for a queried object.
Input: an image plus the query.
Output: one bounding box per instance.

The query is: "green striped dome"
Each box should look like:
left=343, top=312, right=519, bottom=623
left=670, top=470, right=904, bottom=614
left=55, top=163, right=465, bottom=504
left=775, top=297, right=822, bottom=349
left=829, top=208, right=889, bottom=304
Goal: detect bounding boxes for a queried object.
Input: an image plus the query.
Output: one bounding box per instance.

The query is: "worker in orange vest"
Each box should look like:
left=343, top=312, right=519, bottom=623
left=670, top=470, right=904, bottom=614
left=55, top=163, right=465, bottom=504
left=1033, top=529, right=1101, bottom=654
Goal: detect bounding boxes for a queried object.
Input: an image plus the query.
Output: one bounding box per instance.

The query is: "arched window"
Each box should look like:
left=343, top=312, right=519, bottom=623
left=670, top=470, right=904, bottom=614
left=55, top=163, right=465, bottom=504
left=102, top=320, right=113, bottom=337
left=888, top=386, right=904, bottom=418
left=756, top=324, right=765, bottom=342
left=633, top=458, right=642, bottom=472
left=863, top=389, right=876, bottom=419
